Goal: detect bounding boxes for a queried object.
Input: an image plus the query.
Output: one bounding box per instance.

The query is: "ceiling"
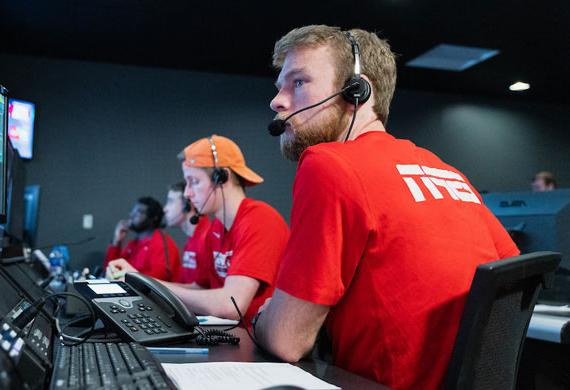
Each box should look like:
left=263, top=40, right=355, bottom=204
left=1, top=0, right=568, bottom=105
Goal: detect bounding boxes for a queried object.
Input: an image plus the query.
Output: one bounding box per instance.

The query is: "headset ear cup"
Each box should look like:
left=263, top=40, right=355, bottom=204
left=342, top=76, right=371, bottom=105
left=212, top=168, right=228, bottom=185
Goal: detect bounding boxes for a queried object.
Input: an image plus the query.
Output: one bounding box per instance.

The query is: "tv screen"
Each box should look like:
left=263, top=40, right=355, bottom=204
left=8, top=98, right=35, bottom=159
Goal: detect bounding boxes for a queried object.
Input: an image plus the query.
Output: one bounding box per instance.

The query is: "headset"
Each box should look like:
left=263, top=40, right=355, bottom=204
left=207, top=136, right=229, bottom=186
left=189, top=136, right=228, bottom=225
left=341, top=31, right=372, bottom=106
left=267, top=31, right=372, bottom=139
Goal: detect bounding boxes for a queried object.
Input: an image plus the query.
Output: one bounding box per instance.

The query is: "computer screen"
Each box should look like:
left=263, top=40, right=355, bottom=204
left=483, top=190, right=570, bottom=300
left=483, top=190, right=570, bottom=269
left=7, top=98, right=35, bottom=159
left=1, top=141, right=26, bottom=246
left=0, top=86, right=8, bottom=224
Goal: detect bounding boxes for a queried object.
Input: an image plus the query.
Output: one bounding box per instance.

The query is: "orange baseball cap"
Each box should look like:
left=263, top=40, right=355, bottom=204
left=181, top=135, right=264, bottom=186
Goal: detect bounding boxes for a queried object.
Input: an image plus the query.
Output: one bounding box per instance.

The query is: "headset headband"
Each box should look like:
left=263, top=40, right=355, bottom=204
left=208, top=136, right=220, bottom=168
left=345, top=32, right=361, bottom=77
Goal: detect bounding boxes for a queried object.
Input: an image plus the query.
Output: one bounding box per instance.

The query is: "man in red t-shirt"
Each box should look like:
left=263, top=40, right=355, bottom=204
left=254, top=25, right=519, bottom=389
left=108, top=136, right=289, bottom=325
left=104, top=197, right=181, bottom=282
left=163, top=182, right=212, bottom=285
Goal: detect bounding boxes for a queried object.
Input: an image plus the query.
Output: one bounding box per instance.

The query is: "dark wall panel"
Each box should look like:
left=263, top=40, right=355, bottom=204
left=1, top=54, right=569, bottom=269
left=0, top=54, right=296, bottom=269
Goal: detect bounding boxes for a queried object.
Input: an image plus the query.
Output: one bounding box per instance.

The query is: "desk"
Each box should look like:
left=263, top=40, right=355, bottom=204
left=156, top=327, right=389, bottom=390
left=519, top=313, right=570, bottom=389
left=527, top=313, right=570, bottom=344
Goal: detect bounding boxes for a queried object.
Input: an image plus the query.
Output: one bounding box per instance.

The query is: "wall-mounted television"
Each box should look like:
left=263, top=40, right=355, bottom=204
left=8, top=99, right=35, bottom=159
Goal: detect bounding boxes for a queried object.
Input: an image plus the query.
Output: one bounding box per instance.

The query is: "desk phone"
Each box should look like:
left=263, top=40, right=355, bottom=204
left=74, top=273, right=199, bottom=345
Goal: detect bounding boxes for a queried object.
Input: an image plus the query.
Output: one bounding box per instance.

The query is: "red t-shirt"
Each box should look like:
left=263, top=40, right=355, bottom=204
left=276, top=131, right=519, bottom=390
left=197, top=198, right=289, bottom=325
left=176, top=217, right=212, bottom=285
left=104, top=230, right=181, bottom=282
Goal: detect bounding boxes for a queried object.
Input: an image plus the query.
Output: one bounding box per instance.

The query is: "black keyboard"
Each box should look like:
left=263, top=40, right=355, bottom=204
left=50, top=342, right=176, bottom=389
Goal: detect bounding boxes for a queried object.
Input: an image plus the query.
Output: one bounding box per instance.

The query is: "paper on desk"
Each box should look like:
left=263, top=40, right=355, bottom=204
left=162, top=362, right=340, bottom=390
left=534, top=304, right=570, bottom=316
left=196, top=315, right=239, bottom=326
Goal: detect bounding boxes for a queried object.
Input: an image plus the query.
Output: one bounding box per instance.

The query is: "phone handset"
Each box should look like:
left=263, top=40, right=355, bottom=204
left=125, top=273, right=199, bottom=329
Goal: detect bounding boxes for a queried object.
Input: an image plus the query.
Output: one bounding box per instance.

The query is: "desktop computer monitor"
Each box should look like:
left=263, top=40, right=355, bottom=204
left=0, top=86, right=8, bottom=224
left=1, top=141, right=26, bottom=246
left=482, top=190, right=570, bottom=300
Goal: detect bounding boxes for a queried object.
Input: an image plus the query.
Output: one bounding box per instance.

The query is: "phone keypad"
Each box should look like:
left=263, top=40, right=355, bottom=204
left=136, top=303, right=153, bottom=312
left=119, top=315, right=167, bottom=334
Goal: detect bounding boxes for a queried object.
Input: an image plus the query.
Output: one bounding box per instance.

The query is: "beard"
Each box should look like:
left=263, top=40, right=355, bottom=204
left=279, top=102, right=350, bottom=161
left=129, top=218, right=155, bottom=234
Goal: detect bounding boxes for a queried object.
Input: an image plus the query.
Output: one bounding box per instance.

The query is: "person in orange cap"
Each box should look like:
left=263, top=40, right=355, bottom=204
left=107, top=135, right=289, bottom=325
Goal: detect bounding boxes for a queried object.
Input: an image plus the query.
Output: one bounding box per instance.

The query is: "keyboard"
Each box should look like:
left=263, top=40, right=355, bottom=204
left=50, top=342, right=176, bottom=389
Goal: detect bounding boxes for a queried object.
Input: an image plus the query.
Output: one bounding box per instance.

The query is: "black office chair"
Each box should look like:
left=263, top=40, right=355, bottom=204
left=444, top=251, right=561, bottom=390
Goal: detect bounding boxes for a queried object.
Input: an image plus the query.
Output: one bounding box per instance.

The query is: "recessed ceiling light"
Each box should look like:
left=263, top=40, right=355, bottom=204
left=509, top=82, right=530, bottom=91
left=406, top=44, right=499, bottom=72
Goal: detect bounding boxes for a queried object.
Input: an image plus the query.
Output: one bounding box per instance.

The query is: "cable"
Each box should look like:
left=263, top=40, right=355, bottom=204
left=1, top=236, right=96, bottom=265
left=14, top=292, right=96, bottom=347
left=194, top=328, right=240, bottom=346
left=343, top=97, right=359, bottom=142
left=229, top=296, right=268, bottom=353
left=192, top=324, right=239, bottom=346
left=34, top=236, right=96, bottom=251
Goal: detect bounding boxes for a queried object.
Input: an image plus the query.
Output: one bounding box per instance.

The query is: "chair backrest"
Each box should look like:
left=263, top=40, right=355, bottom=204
left=444, top=251, right=561, bottom=390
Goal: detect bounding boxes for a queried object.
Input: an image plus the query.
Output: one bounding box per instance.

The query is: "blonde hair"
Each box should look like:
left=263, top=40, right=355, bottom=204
left=273, top=25, right=397, bottom=124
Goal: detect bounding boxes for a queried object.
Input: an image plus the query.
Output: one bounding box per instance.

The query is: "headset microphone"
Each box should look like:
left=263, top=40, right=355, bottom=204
left=189, top=214, right=201, bottom=225
left=267, top=84, right=355, bottom=137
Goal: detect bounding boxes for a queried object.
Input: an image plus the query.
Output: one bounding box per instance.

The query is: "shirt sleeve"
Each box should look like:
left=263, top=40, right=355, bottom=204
left=194, top=221, right=218, bottom=288
left=165, top=234, right=182, bottom=282
left=482, top=206, right=520, bottom=259
left=226, top=203, right=289, bottom=287
left=104, top=244, right=122, bottom=268
left=139, top=233, right=171, bottom=281
left=276, top=148, right=371, bottom=306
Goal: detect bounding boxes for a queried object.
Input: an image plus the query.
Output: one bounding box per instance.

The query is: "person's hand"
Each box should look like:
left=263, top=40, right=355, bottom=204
left=112, top=220, right=129, bottom=246
left=106, top=258, right=138, bottom=281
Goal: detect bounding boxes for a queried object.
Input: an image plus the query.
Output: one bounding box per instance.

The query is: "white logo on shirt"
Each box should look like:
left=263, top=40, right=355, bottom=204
left=213, top=250, right=233, bottom=278
left=182, top=251, right=197, bottom=269
left=212, top=232, right=221, bottom=239
left=396, top=164, right=481, bottom=204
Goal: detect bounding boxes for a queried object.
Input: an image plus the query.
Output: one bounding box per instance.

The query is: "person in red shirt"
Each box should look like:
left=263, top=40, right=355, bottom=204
left=104, top=197, right=181, bottom=282
left=254, top=25, right=520, bottom=389
left=107, top=136, right=289, bottom=325
left=163, top=181, right=212, bottom=285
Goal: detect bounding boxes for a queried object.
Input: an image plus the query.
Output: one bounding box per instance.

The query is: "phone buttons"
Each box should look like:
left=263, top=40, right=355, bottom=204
left=118, top=299, right=132, bottom=308
left=156, top=316, right=172, bottom=328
